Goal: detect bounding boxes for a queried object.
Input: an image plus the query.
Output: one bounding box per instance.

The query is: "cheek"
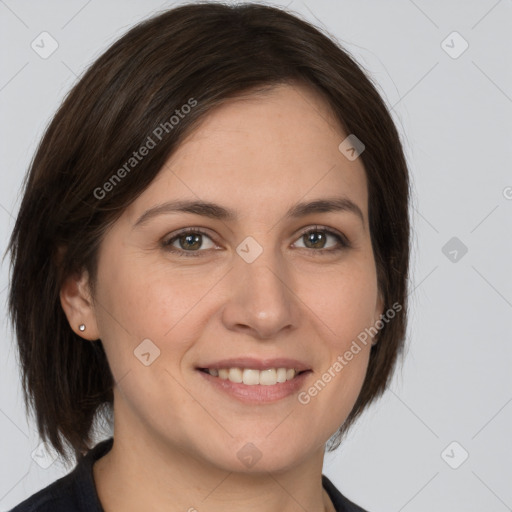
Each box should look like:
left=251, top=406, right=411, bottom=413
left=93, top=252, right=212, bottom=377
left=302, top=258, right=379, bottom=347
left=296, top=257, right=377, bottom=405
left=297, top=277, right=374, bottom=430
left=92, top=264, right=199, bottom=422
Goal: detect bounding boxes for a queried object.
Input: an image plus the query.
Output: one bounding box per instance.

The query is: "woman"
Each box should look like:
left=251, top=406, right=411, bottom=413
left=7, top=2, right=410, bottom=511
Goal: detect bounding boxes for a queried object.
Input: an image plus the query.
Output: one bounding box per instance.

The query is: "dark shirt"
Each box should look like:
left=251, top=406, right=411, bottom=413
left=9, top=437, right=368, bottom=511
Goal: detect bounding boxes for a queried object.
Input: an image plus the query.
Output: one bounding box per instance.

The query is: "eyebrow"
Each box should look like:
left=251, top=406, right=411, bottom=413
left=132, top=196, right=365, bottom=229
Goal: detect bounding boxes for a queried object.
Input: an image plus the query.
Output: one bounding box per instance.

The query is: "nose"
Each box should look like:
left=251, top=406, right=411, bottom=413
left=221, top=247, right=301, bottom=340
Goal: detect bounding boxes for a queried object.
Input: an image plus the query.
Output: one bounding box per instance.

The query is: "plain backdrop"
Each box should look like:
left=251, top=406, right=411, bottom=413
left=1, top=1, right=511, bottom=511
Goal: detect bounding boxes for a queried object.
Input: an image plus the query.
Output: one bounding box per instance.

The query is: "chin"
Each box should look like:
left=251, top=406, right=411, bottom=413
left=197, top=432, right=322, bottom=475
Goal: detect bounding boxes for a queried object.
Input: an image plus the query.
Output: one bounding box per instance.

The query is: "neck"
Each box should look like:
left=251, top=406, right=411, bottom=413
left=93, top=424, right=334, bottom=512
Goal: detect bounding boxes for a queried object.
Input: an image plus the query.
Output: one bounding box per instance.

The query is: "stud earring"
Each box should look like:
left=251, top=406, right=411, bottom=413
left=79, top=324, right=86, bottom=332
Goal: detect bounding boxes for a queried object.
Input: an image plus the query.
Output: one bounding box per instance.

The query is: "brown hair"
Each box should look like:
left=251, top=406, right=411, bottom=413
left=6, top=1, right=410, bottom=465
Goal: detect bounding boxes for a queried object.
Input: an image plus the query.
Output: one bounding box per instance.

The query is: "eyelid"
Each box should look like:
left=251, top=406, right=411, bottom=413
left=162, top=225, right=350, bottom=257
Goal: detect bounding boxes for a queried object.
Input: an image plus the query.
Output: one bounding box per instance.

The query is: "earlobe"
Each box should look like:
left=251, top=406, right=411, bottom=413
left=59, top=269, right=100, bottom=341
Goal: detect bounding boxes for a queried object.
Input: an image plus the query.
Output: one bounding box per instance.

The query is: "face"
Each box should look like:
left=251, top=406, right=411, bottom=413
left=65, top=83, right=383, bottom=473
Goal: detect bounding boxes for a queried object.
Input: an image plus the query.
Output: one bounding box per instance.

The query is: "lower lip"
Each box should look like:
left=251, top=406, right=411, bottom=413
left=197, top=370, right=312, bottom=404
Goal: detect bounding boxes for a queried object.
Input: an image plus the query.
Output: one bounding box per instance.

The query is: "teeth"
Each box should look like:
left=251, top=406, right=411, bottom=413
left=242, top=369, right=260, bottom=385
left=207, top=367, right=298, bottom=385
left=276, top=368, right=287, bottom=383
left=228, top=368, right=243, bottom=383
left=259, top=369, right=277, bottom=386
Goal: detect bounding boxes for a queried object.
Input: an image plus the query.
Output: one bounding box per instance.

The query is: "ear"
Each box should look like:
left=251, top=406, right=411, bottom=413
left=60, top=268, right=100, bottom=341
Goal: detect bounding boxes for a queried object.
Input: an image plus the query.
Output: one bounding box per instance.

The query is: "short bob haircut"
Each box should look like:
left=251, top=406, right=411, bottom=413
left=6, top=1, right=410, bottom=464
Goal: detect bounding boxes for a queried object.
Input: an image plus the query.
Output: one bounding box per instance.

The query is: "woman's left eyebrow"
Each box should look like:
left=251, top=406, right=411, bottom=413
left=132, top=196, right=365, bottom=229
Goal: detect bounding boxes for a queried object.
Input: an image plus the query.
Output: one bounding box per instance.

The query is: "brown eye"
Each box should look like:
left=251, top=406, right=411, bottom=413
left=162, top=225, right=350, bottom=259
left=293, top=226, right=350, bottom=254
left=303, top=230, right=328, bottom=249
left=162, top=228, right=216, bottom=257
left=176, top=233, right=202, bottom=251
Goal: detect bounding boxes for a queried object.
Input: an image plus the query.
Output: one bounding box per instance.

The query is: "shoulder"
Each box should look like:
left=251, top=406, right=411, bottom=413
left=8, top=437, right=113, bottom=512
left=322, top=474, right=370, bottom=512
left=8, top=471, right=79, bottom=512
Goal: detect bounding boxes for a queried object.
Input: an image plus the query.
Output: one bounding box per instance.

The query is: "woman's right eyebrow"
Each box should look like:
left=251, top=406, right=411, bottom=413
left=132, top=196, right=365, bottom=230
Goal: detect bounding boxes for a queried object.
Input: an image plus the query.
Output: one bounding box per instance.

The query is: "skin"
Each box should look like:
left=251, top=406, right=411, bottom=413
left=60, top=82, right=383, bottom=512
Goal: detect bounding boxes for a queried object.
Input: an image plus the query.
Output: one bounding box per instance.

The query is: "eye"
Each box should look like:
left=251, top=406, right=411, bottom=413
left=162, top=225, right=350, bottom=258
left=162, top=228, right=217, bottom=257
left=292, top=225, right=350, bottom=255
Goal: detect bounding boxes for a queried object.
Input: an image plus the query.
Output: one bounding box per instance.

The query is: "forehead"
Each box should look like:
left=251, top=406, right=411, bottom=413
left=125, top=83, right=368, bottom=227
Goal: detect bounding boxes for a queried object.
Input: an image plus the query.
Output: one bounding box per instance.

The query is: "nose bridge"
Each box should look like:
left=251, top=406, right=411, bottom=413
left=237, top=238, right=289, bottom=306
left=223, top=234, right=299, bottom=337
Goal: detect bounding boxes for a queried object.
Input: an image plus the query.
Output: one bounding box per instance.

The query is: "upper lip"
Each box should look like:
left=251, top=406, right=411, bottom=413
left=196, top=357, right=311, bottom=372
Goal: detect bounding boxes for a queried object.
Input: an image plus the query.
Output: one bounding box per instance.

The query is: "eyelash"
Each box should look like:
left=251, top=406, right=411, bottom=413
left=161, top=225, right=350, bottom=258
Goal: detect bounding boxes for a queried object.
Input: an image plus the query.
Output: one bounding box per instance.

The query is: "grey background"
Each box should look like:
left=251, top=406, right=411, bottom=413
left=1, top=0, right=511, bottom=510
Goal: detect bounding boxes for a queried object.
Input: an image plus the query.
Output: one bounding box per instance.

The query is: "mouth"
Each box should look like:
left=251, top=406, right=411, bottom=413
left=195, top=356, right=313, bottom=403
left=197, top=367, right=311, bottom=386
left=195, top=357, right=313, bottom=403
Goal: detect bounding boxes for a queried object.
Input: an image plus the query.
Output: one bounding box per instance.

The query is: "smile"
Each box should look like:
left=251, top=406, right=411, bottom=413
left=199, top=367, right=308, bottom=386
left=197, top=367, right=313, bottom=404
